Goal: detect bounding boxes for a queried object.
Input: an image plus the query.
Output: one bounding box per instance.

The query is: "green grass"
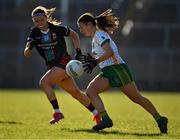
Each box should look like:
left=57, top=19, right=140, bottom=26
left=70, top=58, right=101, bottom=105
left=0, top=90, right=180, bottom=139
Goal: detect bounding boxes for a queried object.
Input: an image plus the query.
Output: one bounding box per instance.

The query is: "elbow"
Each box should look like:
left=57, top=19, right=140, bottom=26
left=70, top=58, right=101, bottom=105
left=108, top=51, right=114, bottom=58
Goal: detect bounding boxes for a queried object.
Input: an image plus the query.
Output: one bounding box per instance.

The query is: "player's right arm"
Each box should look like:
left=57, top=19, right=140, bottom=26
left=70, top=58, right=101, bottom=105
left=24, top=28, right=37, bottom=57
left=24, top=42, right=33, bottom=57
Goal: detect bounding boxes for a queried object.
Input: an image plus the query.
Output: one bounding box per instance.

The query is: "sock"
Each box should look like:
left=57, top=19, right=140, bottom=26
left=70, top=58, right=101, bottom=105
left=50, top=99, right=60, bottom=112
left=92, top=109, right=98, bottom=116
left=100, top=111, right=110, bottom=121
left=153, top=113, right=162, bottom=123
left=54, top=109, right=60, bottom=113
left=86, top=103, right=95, bottom=112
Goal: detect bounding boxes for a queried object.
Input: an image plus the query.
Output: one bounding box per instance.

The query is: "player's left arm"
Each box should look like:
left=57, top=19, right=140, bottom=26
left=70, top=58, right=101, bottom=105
left=69, top=29, right=80, bottom=50
left=96, top=42, right=114, bottom=63
left=81, top=42, right=114, bottom=73
left=69, top=28, right=84, bottom=60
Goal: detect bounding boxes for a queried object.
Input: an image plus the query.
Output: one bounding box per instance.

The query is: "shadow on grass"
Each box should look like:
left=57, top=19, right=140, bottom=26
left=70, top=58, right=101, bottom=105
left=0, top=120, right=23, bottom=125
left=61, top=128, right=162, bottom=136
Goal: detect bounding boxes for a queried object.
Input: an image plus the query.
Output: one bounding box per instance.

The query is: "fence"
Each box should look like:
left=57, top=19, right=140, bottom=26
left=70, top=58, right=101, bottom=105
left=0, top=0, right=180, bottom=90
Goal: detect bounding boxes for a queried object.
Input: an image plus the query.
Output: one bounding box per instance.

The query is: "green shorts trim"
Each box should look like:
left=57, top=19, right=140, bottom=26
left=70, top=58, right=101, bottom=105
left=100, top=63, right=134, bottom=87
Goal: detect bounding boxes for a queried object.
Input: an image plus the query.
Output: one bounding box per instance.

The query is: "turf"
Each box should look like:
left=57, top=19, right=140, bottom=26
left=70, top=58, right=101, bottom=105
left=0, top=90, right=180, bottom=139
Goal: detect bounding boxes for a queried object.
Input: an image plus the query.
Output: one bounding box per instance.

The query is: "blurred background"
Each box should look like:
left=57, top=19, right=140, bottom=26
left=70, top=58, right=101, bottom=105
left=0, top=0, right=179, bottom=91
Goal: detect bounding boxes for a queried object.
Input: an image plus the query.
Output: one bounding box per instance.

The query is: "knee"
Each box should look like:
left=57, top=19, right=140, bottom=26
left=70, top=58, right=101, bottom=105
left=39, top=78, right=49, bottom=89
left=86, top=89, right=96, bottom=99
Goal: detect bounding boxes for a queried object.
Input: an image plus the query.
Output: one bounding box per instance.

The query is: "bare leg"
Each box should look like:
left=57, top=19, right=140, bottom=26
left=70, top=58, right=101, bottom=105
left=39, top=66, right=92, bottom=107
left=39, top=67, right=67, bottom=124
left=121, top=82, right=158, bottom=116
left=53, top=67, right=101, bottom=123
left=39, top=69, right=60, bottom=101
left=86, top=75, right=113, bottom=130
left=56, top=76, right=91, bottom=107
left=86, top=75, right=111, bottom=113
left=121, top=82, right=168, bottom=133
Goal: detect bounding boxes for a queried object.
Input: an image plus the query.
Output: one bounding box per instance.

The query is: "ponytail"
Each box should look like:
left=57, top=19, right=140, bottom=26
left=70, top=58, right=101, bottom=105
left=95, top=9, right=119, bottom=34
left=78, top=9, right=119, bottom=34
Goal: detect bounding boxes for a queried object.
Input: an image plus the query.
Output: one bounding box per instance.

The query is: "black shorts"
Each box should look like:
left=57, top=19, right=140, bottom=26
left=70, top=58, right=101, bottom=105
left=47, top=54, right=71, bottom=69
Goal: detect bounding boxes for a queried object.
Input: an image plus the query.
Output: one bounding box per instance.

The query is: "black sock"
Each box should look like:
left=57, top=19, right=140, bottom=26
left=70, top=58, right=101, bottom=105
left=86, top=103, right=95, bottom=112
left=100, top=111, right=111, bottom=121
left=153, top=113, right=162, bottom=123
left=50, top=99, right=59, bottom=109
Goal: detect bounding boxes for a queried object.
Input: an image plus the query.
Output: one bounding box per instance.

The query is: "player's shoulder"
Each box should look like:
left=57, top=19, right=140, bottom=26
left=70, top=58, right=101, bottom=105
left=95, top=30, right=104, bottom=36
left=30, top=26, right=39, bottom=33
left=53, top=24, right=70, bottom=36
left=51, top=23, right=69, bottom=30
left=95, top=30, right=109, bottom=40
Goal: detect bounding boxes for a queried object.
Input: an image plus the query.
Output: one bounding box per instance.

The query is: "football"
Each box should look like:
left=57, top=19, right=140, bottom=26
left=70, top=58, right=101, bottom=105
left=66, top=60, right=84, bottom=78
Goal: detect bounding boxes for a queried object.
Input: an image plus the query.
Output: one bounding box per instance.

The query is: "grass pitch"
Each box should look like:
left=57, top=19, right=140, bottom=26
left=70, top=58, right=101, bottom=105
left=0, top=90, right=180, bottom=139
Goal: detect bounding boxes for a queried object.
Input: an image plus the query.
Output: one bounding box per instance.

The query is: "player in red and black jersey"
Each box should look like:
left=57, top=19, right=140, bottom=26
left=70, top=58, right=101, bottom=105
left=27, top=22, right=71, bottom=69
left=24, top=6, right=101, bottom=124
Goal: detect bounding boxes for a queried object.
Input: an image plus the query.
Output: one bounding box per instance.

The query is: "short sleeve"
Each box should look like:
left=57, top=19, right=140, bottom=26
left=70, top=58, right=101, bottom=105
left=95, top=31, right=110, bottom=47
left=27, top=28, right=36, bottom=42
left=58, top=26, right=70, bottom=36
left=26, top=28, right=38, bottom=50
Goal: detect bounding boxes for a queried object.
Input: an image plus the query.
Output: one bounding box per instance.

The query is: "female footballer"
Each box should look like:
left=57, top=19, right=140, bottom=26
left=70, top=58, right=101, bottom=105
left=77, top=9, right=168, bottom=133
left=24, top=6, right=100, bottom=124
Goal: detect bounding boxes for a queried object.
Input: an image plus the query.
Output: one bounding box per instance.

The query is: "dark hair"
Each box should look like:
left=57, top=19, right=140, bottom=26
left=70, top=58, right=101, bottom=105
left=78, top=9, right=119, bottom=34
left=32, top=6, right=61, bottom=25
left=32, top=8, right=45, bottom=16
